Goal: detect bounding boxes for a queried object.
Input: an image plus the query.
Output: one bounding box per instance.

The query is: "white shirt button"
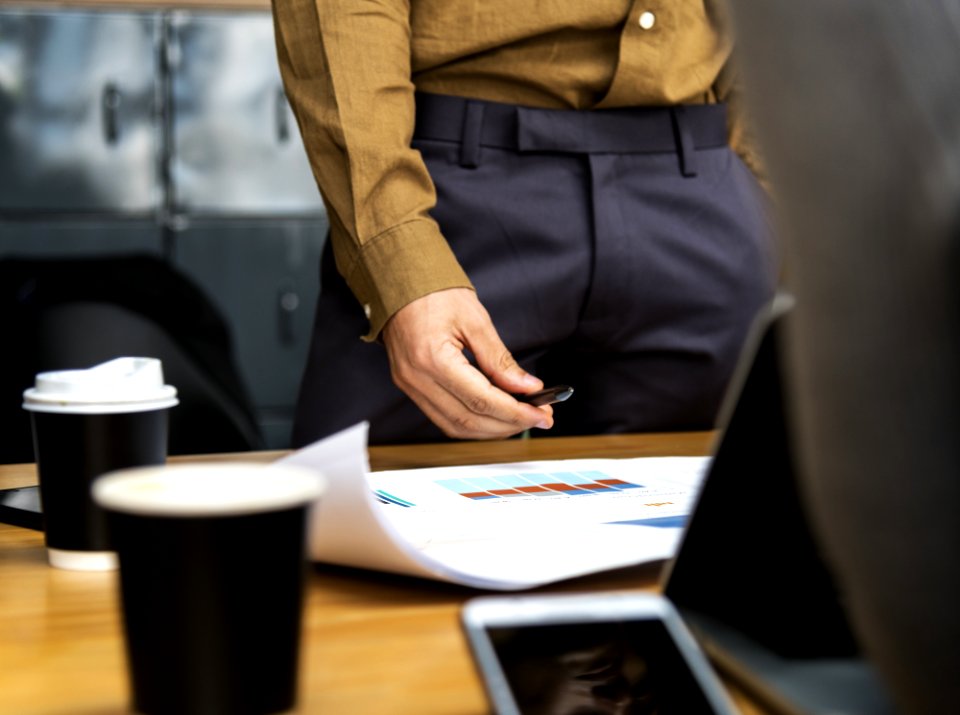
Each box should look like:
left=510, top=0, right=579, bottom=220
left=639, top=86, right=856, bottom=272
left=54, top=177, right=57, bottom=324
left=638, top=11, right=656, bottom=30
left=363, top=303, right=372, bottom=319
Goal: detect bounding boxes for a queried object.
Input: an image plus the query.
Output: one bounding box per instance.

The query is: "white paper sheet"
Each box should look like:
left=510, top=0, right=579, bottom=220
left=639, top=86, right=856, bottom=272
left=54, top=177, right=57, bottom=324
left=278, top=423, right=710, bottom=590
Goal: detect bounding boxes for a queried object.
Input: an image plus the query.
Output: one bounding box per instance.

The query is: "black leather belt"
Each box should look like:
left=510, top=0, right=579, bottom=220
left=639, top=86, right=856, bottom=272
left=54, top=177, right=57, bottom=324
left=413, top=92, right=728, bottom=156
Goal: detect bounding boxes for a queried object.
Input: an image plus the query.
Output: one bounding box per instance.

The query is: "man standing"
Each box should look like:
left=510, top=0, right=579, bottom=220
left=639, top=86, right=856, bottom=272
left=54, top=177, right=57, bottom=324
left=272, top=1, right=777, bottom=445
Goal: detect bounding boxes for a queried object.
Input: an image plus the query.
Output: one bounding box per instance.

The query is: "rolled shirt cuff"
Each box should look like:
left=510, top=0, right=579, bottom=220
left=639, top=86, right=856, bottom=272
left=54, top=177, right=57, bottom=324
left=342, top=218, right=474, bottom=341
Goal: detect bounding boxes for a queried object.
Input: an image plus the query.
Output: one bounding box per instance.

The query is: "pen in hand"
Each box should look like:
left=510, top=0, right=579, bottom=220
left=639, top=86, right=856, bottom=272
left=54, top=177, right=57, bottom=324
left=516, top=385, right=574, bottom=407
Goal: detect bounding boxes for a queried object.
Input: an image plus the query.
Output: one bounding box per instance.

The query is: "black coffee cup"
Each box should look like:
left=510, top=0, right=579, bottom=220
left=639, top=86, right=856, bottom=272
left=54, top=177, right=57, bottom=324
left=22, top=357, right=178, bottom=570
left=92, top=463, right=326, bottom=715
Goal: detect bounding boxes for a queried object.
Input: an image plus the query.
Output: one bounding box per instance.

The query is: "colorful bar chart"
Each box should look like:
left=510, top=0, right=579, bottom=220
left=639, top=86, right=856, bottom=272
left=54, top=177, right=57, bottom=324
left=436, top=471, right=644, bottom=501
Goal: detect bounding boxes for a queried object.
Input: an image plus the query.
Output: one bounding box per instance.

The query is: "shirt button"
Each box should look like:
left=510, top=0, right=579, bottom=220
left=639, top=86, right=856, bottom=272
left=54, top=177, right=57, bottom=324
left=363, top=303, right=372, bottom=319
left=638, top=11, right=656, bottom=30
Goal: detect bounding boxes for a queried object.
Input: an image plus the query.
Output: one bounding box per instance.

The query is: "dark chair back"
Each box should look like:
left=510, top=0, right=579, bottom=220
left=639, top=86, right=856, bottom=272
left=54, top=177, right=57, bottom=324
left=1, top=255, right=264, bottom=463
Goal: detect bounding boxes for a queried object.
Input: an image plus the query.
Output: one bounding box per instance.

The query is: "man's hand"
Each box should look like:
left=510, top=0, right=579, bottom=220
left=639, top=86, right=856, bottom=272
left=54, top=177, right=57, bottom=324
left=381, top=288, right=554, bottom=439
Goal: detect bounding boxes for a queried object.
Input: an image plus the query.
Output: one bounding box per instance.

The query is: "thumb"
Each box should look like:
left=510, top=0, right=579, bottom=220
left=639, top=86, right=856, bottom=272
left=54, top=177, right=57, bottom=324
left=467, top=322, right=542, bottom=394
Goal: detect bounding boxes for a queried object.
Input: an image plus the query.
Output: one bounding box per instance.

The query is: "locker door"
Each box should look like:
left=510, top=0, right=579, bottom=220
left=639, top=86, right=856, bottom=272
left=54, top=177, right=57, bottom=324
left=173, top=219, right=326, bottom=448
left=167, top=11, right=324, bottom=216
left=0, top=10, right=163, bottom=214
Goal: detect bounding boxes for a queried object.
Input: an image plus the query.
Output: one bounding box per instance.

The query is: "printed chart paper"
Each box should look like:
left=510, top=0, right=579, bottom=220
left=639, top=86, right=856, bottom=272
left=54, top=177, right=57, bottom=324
left=279, top=423, right=710, bottom=590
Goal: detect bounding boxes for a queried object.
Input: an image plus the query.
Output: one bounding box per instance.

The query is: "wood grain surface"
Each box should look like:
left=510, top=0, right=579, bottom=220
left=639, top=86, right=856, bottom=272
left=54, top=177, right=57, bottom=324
left=1, top=431, right=769, bottom=714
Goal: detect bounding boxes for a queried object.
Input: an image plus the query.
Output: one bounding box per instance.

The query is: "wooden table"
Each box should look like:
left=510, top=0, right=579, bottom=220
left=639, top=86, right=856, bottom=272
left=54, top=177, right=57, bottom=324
left=1, top=431, right=767, bottom=714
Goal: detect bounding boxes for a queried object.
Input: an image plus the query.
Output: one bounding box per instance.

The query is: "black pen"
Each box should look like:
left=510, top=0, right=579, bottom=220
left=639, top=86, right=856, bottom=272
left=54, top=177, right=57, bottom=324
left=516, top=385, right=574, bottom=407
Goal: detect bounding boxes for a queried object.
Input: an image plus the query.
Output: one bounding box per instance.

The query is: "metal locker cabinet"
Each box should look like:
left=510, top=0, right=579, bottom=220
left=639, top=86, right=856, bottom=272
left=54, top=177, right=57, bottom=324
left=0, top=10, right=163, bottom=214
left=165, top=11, right=327, bottom=448
left=173, top=219, right=325, bottom=448
left=166, top=11, right=324, bottom=215
left=0, top=221, right=163, bottom=257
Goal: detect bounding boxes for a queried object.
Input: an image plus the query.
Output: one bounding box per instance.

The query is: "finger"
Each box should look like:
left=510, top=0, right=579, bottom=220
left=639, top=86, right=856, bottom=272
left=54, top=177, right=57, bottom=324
left=386, top=341, right=523, bottom=438
left=400, top=363, right=553, bottom=439
left=430, top=359, right=554, bottom=437
left=418, top=317, right=553, bottom=435
left=461, top=317, right=542, bottom=395
left=381, top=288, right=552, bottom=438
left=396, top=343, right=552, bottom=439
left=403, top=375, right=547, bottom=439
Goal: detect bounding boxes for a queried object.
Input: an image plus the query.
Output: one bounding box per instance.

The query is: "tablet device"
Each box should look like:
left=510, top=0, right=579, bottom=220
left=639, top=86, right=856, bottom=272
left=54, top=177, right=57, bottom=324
left=661, top=296, right=896, bottom=715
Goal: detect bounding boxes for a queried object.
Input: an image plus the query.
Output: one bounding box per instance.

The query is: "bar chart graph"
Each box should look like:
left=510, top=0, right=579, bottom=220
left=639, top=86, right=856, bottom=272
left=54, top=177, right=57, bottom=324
left=436, top=470, right=644, bottom=501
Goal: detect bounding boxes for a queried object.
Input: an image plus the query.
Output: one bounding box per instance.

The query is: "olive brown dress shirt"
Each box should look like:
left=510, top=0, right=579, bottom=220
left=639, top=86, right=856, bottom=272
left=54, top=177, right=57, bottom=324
left=272, top=0, right=761, bottom=339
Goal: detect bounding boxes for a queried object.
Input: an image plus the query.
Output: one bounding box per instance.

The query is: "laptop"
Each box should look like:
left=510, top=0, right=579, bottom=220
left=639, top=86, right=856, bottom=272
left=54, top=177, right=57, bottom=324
left=660, top=294, right=896, bottom=715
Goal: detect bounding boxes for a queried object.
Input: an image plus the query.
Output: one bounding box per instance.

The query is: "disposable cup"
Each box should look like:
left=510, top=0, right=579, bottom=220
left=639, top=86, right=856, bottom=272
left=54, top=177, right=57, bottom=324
left=93, top=462, right=326, bottom=715
left=22, top=357, right=178, bottom=570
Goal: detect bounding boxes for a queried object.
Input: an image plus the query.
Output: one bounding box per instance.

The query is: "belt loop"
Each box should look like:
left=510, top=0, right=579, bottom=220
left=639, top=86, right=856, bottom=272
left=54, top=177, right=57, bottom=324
left=459, top=101, right=485, bottom=169
left=671, top=106, right=698, bottom=178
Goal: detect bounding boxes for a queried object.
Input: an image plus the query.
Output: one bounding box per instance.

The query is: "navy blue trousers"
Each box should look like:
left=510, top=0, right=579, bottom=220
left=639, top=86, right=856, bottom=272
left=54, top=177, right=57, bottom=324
left=292, top=94, right=777, bottom=445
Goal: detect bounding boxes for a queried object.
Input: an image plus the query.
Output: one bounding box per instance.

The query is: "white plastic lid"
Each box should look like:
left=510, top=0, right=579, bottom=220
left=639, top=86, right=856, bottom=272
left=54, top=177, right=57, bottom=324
left=92, top=463, right=326, bottom=517
left=22, top=357, right=178, bottom=414
left=47, top=548, right=119, bottom=572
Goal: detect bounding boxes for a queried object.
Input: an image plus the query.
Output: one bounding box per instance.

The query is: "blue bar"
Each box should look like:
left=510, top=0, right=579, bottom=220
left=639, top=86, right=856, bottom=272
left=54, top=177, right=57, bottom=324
left=374, top=490, right=416, bottom=508
left=607, top=515, right=688, bottom=529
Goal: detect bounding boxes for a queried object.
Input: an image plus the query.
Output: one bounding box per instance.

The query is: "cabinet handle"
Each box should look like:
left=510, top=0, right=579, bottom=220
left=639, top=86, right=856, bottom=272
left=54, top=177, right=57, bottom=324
left=102, top=83, right=122, bottom=145
left=275, top=86, right=291, bottom=144
left=277, top=282, right=300, bottom=346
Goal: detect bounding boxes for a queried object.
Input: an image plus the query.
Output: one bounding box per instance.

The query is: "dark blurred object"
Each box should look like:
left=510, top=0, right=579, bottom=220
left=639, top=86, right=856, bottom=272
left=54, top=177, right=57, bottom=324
left=664, top=297, right=895, bottom=715
left=726, top=2, right=960, bottom=713
left=1, top=255, right=264, bottom=463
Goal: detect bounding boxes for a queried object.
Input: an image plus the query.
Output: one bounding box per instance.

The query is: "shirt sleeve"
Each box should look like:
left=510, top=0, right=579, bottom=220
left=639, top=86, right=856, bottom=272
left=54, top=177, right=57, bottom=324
left=271, top=0, right=473, bottom=340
